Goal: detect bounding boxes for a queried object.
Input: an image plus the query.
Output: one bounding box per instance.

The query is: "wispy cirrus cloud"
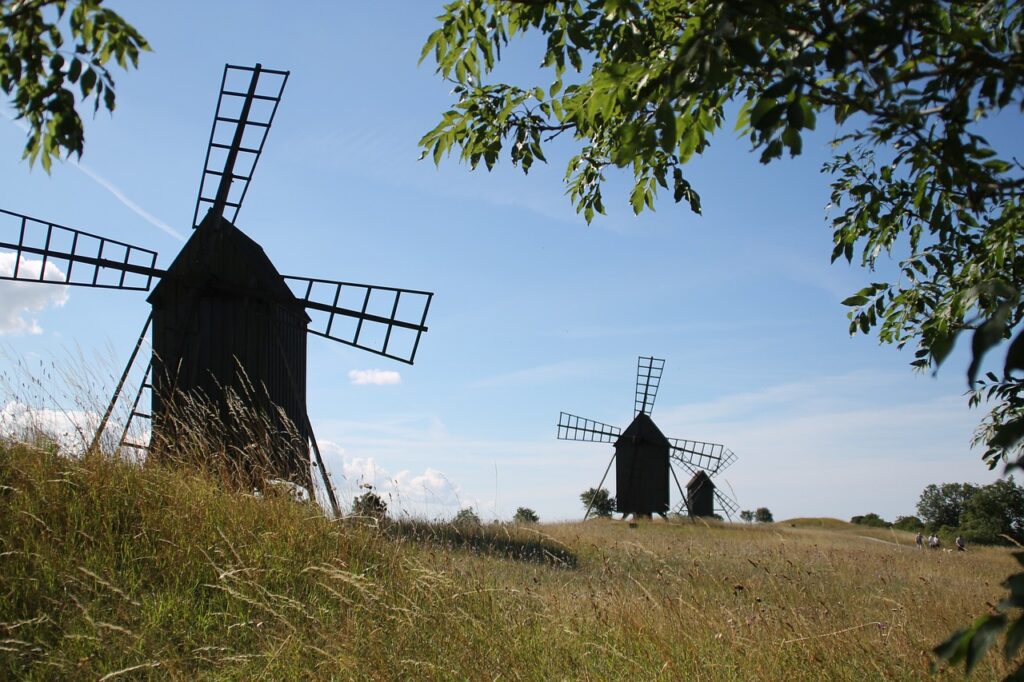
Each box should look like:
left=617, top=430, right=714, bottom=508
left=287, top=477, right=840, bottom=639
left=469, top=359, right=598, bottom=388
left=69, top=160, right=185, bottom=241
left=3, top=113, right=184, bottom=241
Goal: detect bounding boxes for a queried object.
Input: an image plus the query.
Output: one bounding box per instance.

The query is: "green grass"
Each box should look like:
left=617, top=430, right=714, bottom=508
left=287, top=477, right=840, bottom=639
left=1, top=440, right=1020, bottom=679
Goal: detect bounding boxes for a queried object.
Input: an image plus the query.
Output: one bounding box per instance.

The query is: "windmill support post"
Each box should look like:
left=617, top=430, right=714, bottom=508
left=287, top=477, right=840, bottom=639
left=89, top=314, right=152, bottom=453
left=585, top=452, right=616, bottom=520
left=306, top=424, right=340, bottom=519
left=273, top=333, right=341, bottom=518
left=668, top=463, right=689, bottom=520
left=116, top=361, right=152, bottom=450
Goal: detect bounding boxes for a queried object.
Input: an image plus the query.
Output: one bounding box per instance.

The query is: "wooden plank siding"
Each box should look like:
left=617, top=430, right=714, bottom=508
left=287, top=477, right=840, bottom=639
left=614, top=413, right=670, bottom=517
left=148, top=213, right=311, bottom=490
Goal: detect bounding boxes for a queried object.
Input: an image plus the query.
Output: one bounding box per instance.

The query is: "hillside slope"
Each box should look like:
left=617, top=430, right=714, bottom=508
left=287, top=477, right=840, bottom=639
left=0, top=442, right=1018, bottom=679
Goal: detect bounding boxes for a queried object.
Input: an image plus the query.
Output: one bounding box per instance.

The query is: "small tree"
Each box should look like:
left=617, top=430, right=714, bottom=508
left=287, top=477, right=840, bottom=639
left=739, top=510, right=754, bottom=524
left=580, top=487, right=615, bottom=518
left=754, top=507, right=774, bottom=524
left=512, top=507, right=539, bottom=524
left=916, top=482, right=980, bottom=530
left=351, top=488, right=387, bottom=519
left=850, top=513, right=891, bottom=528
left=453, top=507, right=481, bottom=526
left=893, top=515, right=925, bottom=532
left=959, top=477, right=1024, bottom=545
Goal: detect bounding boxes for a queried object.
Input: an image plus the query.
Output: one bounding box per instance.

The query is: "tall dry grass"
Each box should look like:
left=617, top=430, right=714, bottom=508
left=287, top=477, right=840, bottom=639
left=1, top=437, right=1021, bottom=679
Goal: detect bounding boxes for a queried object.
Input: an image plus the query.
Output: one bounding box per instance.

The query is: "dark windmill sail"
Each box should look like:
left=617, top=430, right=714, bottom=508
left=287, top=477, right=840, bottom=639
left=557, top=356, right=739, bottom=520
left=0, top=63, right=434, bottom=517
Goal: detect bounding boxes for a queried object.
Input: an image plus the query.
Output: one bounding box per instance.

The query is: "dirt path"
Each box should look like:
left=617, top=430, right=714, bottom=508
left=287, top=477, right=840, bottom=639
left=858, top=535, right=915, bottom=550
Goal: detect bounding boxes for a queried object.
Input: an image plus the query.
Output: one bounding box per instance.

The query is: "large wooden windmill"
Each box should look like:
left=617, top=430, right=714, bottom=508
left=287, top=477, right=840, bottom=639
left=0, top=64, right=433, bottom=514
left=557, top=356, right=738, bottom=520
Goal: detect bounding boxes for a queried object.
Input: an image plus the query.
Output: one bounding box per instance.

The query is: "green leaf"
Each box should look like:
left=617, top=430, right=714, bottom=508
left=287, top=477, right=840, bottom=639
left=1004, top=613, right=1024, bottom=658
left=655, top=102, right=676, bottom=153
left=1005, top=329, right=1024, bottom=377
left=966, top=614, right=1006, bottom=673
left=725, top=35, right=759, bottom=66
left=970, top=303, right=1013, bottom=386
left=931, top=332, right=957, bottom=369
left=80, top=67, right=96, bottom=97
left=992, top=419, right=1024, bottom=451
left=787, top=99, right=805, bottom=129
left=934, top=626, right=971, bottom=667
left=629, top=182, right=645, bottom=214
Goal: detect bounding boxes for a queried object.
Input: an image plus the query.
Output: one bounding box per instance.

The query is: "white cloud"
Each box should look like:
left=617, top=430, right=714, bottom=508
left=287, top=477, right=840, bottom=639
left=0, top=400, right=97, bottom=453
left=0, top=253, right=69, bottom=334
left=315, top=439, right=469, bottom=518
left=348, top=369, right=401, bottom=386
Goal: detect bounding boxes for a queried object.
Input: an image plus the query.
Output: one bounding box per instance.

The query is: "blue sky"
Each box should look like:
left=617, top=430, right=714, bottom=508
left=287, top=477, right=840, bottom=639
left=0, top=2, right=1011, bottom=522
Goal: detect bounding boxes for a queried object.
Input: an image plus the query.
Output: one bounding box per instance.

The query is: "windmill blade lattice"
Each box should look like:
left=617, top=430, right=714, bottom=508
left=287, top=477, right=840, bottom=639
left=714, top=489, right=740, bottom=519
left=284, top=275, right=432, bottom=365
left=671, top=487, right=739, bottom=519
left=634, top=355, right=665, bottom=416
left=669, top=438, right=736, bottom=476
left=192, top=63, right=289, bottom=228
left=0, top=208, right=161, bottom=291
left=557, top=412, right=622, bottom=442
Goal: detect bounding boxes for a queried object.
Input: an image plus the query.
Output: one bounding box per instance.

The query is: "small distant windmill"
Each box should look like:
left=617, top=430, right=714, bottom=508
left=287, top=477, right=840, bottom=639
left=557, top=356, right=738, bottom=520
left=0, top=64, right=433, bottom=516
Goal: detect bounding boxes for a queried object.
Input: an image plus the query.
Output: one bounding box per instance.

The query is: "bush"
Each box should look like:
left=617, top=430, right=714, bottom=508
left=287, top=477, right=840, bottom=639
left=512, top=507, right=539, bottom=524
left=580, top=487, right=615, bottom=518
left=851, top=513, right=891, bottom=528
left=754, top=507, right=774, bottom=523
left=453, top=507, right=481, bottom=526
left=893, top=515, right=924, bottom=531
left=352, top=489, right=387, bottom=519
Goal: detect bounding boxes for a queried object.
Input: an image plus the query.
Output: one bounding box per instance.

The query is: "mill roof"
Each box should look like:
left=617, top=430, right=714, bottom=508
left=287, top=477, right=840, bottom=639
left=687, top=470, right=713, bottom=489
left=615, top=411, right=670, bottom=449
left=149, top=210, right=306, bottom=314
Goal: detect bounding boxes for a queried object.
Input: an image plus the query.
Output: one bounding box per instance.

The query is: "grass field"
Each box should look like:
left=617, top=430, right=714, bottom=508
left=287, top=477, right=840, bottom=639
left=1, top=440, right=1020, bottom=680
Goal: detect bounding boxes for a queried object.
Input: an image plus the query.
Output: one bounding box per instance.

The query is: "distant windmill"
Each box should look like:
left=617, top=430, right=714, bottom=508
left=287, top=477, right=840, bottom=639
left=0, top=64, right=433, bottom=516
left=557, top=356, right=738, bottom=520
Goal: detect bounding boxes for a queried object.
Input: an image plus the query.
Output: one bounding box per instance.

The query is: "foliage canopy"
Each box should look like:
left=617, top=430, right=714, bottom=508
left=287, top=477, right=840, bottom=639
left=512, top=506, right=540, bottom=523
left=423, top=8, right=1024, bottom=667
left=453, top=507, right=483, bottom=525
left=421, top=0, right=1024, bottom=466
left=0, top=0, right=149, bottom=171
left=352, top=489, right=388, bottom=519
left=580, top=486, right=615, bottom=517
left=916, top=482, right=981, bottom=531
